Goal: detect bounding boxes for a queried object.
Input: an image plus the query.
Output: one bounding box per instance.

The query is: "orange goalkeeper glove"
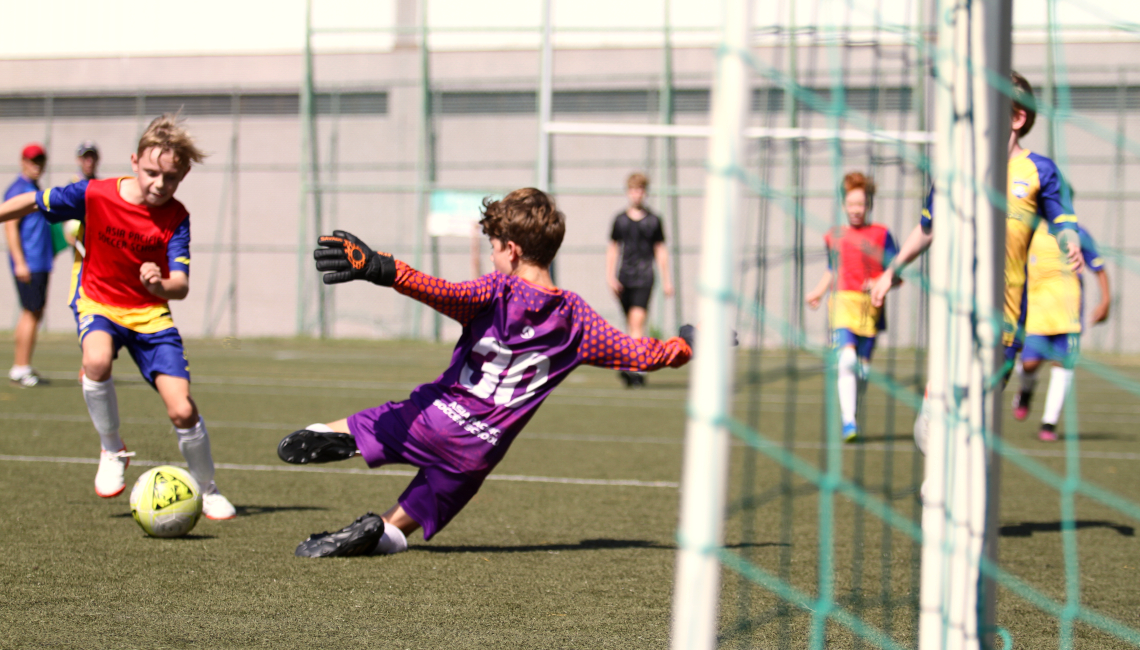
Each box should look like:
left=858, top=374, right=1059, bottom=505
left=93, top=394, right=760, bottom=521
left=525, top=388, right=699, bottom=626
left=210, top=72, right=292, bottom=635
left=314, top=230, right=397, bottom=286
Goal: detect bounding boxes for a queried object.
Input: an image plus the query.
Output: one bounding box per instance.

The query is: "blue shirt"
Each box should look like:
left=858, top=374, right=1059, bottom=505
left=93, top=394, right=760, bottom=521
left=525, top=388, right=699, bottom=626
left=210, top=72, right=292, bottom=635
left=6, top=175, right=52, bottom=273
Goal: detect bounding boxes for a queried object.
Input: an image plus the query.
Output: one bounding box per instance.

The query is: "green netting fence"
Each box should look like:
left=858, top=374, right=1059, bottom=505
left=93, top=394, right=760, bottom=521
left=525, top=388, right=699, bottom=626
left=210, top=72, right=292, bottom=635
left=677, top=0, right=1140, bottom=648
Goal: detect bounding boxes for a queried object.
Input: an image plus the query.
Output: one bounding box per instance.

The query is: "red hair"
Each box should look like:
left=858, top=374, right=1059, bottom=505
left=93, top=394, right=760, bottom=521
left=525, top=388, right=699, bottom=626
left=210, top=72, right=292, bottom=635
left=842, top=171, right=875, bottom=208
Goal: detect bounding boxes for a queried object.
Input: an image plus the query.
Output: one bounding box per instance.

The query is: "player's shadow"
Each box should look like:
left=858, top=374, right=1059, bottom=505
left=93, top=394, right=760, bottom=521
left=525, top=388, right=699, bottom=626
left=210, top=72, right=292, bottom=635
left=999, top=520, right=1135, bottom=537
left=233, top=505, right=328, bottom=517
left=413, top=538, right=673, bottom=554
left=112, top=505, right=326, bottom=520
left=414, top=538, right=792, bottom=554
left=1064, top=431, right=1137, bottom=442
left=848, top=434, right=917, bottom=445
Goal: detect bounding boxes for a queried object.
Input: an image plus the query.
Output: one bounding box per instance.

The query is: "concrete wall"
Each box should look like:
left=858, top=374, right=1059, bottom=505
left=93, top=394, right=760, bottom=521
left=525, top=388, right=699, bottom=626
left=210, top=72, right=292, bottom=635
left=1, top=39, right=1138, bottom=352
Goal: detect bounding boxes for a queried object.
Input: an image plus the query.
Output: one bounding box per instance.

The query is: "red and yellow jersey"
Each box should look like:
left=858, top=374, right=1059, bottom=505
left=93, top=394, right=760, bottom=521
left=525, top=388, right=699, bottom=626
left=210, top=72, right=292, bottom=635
left=36, top=178, right=191, bottom=333
left=824, top=223, right=898, bottom=337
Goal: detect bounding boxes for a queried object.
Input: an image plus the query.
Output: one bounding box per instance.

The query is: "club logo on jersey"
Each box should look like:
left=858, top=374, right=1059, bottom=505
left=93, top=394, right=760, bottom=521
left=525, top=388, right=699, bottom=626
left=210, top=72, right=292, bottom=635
left=1012, top=180, right=1029, bottom=199
left=521, top=326, right=535, bottom=339
left=150, top=471, right=196, bottom=510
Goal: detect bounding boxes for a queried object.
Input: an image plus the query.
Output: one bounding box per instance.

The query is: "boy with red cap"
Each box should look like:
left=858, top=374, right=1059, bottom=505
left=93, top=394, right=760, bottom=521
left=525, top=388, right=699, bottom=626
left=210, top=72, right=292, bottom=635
left=5, top=143, right=51, bottom=387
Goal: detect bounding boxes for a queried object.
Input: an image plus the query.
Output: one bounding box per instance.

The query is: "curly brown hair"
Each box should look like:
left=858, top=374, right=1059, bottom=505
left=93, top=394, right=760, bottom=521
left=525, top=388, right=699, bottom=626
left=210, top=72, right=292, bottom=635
left=479, top=188, right=566, bottom=268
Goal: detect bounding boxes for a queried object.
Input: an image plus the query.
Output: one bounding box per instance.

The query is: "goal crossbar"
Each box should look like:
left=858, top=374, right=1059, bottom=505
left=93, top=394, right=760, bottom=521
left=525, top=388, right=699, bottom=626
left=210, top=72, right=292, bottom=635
left=544, top=120, right=934, bottom=143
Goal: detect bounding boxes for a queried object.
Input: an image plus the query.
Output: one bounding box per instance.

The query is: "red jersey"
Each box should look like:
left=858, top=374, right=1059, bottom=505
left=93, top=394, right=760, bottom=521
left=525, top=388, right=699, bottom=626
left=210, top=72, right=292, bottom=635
left=37, top=178, right=191, bottom=310
left=823, top=224, right=898, bottom=291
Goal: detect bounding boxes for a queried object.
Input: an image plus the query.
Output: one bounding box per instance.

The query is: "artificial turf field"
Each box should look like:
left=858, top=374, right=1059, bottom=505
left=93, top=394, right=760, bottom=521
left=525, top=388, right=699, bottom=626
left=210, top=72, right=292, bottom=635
left=1, top=334, right=1138, bottom=649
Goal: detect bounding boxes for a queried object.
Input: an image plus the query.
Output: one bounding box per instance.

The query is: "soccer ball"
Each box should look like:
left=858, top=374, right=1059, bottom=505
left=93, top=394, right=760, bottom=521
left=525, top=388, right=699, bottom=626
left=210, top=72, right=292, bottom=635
left=130, top=466, right=203, bottom=538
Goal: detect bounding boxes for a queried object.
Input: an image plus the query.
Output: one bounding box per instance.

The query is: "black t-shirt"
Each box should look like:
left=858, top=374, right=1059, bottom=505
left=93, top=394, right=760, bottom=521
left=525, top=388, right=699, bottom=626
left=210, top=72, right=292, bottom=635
left=610, top=209, right=665, bottom=288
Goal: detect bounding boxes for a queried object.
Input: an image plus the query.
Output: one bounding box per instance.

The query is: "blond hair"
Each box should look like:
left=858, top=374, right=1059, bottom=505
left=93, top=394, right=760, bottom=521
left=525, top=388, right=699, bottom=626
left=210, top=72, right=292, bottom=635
left=626, top=172, right=649, bottom=190
left=136, top=113, right=206, bottom=171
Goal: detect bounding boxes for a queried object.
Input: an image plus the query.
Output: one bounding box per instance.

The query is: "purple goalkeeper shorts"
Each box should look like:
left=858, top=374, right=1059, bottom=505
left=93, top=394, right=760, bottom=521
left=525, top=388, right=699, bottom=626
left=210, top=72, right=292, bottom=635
left=348, top=401, right=489, bottom=541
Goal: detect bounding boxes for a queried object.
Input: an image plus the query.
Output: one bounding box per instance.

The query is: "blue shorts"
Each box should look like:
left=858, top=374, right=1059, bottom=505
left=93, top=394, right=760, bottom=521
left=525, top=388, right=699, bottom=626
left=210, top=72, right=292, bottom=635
left=14, top=271, right=50, bottom=312
left=1022, top=333, right=1080, bottom=369
left=833, top=328, right=876, bottom=361
left=78, top=314, right=190, bottom=387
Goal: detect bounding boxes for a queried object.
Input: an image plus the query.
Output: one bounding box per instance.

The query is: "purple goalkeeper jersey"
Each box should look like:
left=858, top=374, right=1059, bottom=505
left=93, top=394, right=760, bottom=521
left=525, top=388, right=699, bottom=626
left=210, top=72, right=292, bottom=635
left=385, top=261, right=690, bottom=474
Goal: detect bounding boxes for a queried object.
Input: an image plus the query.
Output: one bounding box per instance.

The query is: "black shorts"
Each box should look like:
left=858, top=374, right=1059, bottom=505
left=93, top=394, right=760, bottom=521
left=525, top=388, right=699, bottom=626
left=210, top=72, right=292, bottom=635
left=619, top=284, right=653, bottom=313
left=14, top=271, right=49, bottom=312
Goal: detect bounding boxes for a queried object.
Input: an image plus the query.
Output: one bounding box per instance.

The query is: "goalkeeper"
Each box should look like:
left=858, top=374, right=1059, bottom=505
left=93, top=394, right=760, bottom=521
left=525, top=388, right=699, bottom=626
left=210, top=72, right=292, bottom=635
left=276, top=188, right=693, bottom=557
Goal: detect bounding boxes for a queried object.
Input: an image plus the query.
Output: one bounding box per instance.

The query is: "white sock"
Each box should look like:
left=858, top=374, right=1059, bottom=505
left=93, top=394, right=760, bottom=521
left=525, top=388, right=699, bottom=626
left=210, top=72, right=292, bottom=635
left=837, top=346, right=858, bottom=426
left=175, top=417, right=216, bottom=488
left=306, top=423, right=334, bottom=433
left=914, top=398, right=930, bottom=456
left=1042, top=367, right=1073, bottom=426
left=9, top=364, right=31, bottom=380
left=373, top=521, right=408, bottom=555
left=82, top=375, right=123, bottom=452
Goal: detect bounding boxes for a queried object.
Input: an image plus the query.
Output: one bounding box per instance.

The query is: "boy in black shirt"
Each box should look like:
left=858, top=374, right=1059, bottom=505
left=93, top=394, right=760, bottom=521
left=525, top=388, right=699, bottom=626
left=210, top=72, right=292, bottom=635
left=605, top=172, right=673, bottom=386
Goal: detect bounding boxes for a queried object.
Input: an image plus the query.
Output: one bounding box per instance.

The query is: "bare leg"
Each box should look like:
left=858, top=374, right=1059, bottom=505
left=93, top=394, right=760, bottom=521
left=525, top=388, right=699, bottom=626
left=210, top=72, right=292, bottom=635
left=13, top=308, right=43, bottom=367
left=382, top=503, right=422, bottom=536
left=324, top=418, right=351, bottom=434
left=154, top=375, right=199, bottom=429
left=626, top=306, right=648, bottom=339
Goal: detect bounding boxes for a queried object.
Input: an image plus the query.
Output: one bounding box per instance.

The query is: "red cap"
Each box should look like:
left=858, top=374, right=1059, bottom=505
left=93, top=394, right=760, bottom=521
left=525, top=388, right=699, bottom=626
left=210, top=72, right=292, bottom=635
left=21, top=143, right=46, bottom=161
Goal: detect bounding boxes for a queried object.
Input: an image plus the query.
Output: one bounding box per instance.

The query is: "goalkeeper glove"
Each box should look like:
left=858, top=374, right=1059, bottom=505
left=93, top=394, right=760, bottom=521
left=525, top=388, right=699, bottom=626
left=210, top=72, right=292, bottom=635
left=678, top=324, right=739, bottom=351
left=314, top=230, right=397, bottom=286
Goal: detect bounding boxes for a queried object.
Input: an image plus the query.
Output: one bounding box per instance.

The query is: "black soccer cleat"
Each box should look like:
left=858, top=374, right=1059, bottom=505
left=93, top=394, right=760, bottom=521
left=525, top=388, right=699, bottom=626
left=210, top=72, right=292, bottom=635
left=295, top=512, right=384, bottom=558
left=278, top=429, right=359, bottom=464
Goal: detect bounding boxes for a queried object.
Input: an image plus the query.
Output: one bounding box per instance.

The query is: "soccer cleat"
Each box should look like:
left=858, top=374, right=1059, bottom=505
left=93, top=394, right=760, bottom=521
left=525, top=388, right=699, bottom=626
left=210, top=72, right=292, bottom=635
left=277, top=429, right=358, bottom=464
left=295, top=512, right=385, bottom=558
left=94, top=446, right=135, bottom=498
left=10, top=369, right=47, bottom=387
left=202, top=483, right=237, bottom=520
left=1011, top=391, right=1032, bottom=421
left=842, top=423, right=859, bottom=443
left=1038, top=423, right=1058, bottom=443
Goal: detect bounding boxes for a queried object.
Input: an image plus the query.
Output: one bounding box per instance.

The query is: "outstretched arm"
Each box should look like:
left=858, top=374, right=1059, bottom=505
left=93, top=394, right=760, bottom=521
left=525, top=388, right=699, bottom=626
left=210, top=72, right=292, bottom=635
left=576, top=303, right=691, bottom=371
left=0, top=191, right=38, bottom=225
left=871, top=223, right=931, bottom=307
left=314, top=230, right=497, bottom=326
left=391, top=260, right=498, bottom=325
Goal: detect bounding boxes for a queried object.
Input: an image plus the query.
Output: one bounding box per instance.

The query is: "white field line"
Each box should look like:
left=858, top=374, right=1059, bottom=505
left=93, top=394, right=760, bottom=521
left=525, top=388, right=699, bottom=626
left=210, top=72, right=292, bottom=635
left=0, top=454, right=680, bottom=489
left=3, top=412, right=1139, bottom=462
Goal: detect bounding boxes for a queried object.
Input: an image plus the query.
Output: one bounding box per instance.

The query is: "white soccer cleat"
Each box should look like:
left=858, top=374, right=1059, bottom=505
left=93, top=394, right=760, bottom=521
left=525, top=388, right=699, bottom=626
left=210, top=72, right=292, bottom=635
left=202, top=483, right=237, bottom=520
left=94, top=446, right=135, bottom=498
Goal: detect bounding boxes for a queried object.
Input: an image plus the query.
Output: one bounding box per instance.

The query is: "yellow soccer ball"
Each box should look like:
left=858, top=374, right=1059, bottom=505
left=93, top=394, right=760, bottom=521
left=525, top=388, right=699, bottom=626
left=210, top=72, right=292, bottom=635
left=130, top=466, right=203, bottom=538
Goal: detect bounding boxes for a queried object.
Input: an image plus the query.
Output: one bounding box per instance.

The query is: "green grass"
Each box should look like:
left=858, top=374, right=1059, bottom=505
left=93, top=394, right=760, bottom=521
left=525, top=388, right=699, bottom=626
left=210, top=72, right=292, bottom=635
left=0, top=335, right=1138, bottom=648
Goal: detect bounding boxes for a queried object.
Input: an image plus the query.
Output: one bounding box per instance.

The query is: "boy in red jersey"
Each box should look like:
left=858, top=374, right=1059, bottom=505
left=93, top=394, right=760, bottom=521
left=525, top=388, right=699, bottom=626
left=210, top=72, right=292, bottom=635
left=276, top=188, right=693, bottom=557
left=0, top=114, right=236, bottom=520
left=805, top=172, right=898, bottom=442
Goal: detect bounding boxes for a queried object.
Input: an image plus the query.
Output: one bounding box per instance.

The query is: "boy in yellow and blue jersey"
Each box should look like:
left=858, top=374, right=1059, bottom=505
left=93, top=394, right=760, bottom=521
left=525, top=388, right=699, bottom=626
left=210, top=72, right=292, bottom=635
left=868, top=71, right=1085, bottom=456
left=1012, top=220, right=1110, bottom=441
left=871, top=71, right=1085, bottom=386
